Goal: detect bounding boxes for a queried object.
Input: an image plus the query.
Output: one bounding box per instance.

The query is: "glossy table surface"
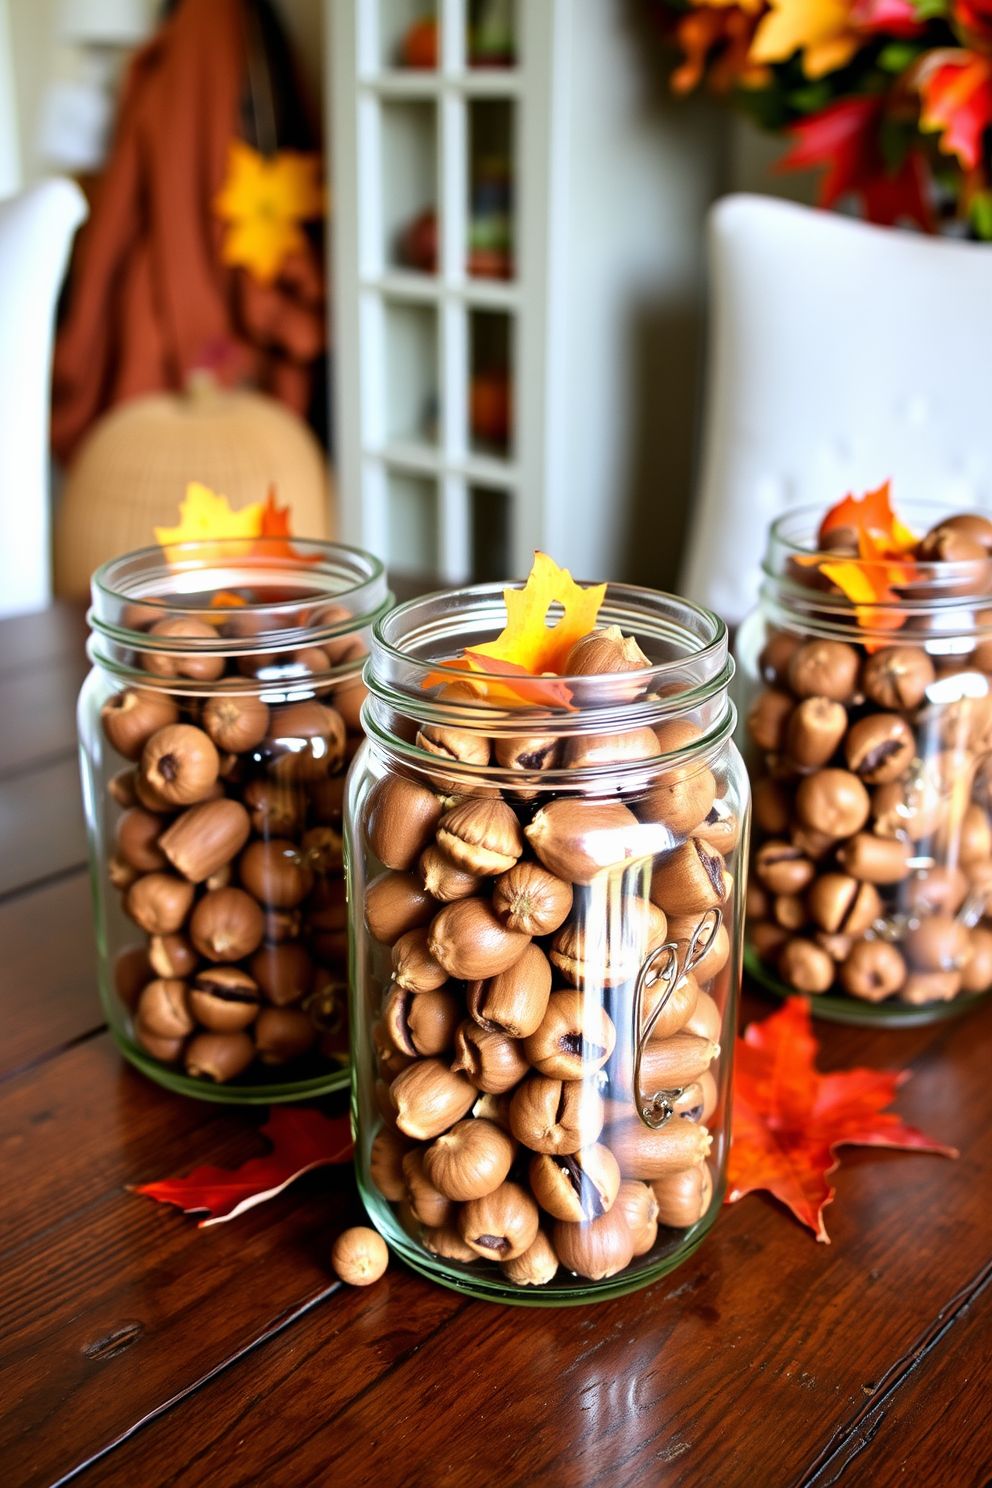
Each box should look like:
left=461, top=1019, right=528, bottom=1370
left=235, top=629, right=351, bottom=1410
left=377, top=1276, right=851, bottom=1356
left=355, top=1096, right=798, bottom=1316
left=2, top=602, right=991, bottom=1488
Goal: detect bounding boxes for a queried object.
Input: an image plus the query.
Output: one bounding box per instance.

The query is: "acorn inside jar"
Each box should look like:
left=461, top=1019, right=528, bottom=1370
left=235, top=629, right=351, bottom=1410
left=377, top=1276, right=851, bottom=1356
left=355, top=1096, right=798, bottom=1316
left=79, top=538, right=391, bottom=1101
left=347, top=577, right=748, bottom=1303
left=737, top=493, right=992, bottom=1025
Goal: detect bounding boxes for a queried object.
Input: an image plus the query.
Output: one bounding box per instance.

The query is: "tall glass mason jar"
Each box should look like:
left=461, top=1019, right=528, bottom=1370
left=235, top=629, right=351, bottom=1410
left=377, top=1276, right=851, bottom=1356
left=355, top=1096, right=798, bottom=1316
left=347, top=584, right=748, bottom=1303
left=738, top=502, right=992, bottom=1026
left=79, top=538, right=391, bottom=1102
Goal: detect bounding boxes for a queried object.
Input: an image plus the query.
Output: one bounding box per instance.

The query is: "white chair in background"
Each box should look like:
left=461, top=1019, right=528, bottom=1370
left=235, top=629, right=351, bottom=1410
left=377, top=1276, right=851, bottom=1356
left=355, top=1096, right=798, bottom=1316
left=0, top=178, right=88, bottom=618
left=680, top=194, right=992, bottom=626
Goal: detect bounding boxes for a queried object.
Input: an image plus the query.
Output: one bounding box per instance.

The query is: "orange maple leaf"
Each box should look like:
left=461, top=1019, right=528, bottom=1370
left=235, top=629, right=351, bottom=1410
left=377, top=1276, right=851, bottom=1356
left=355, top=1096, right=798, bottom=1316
left=798, top=481, right=918, bottom=640
left=726, top=998, right=956, bottom=1242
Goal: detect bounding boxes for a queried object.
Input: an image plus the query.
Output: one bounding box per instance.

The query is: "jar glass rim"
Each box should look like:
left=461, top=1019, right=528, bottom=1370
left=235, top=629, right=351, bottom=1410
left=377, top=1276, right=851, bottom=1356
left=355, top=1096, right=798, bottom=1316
left=766, top=500, right=991, bottom=595
left=87, top=538, right=392, bottom=691
left=91, top=537, right=386, bottom=623
left=365, top=581, right=735, bottom=746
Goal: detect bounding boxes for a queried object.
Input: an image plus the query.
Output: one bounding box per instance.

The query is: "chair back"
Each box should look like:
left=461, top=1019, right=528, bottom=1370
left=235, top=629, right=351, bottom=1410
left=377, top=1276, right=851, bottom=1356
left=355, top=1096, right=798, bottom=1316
left=0, top=179, right=87, bottom=618
left=681, top=194, right=992, bottom=624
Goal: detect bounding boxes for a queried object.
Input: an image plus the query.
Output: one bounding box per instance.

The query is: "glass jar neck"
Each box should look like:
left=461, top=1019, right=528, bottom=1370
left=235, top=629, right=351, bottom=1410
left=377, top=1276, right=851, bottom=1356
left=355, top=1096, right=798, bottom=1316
left=762, top=501, right=992, bottom=652
left=364, top=582, right=736, bottom=788
left=87, top=538, right=391, bottom=696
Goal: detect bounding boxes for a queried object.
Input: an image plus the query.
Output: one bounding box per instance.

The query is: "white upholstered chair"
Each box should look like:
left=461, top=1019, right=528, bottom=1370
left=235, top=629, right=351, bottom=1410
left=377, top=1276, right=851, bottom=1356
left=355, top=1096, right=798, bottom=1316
left=0, top=179, right=87, bottom=618
left=680, top=194, right=992, bottom=625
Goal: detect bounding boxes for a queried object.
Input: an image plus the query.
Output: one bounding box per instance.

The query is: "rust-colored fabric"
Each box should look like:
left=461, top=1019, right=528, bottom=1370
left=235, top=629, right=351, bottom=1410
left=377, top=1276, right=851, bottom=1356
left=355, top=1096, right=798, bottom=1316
left=51, top=0, right=325, bottom=465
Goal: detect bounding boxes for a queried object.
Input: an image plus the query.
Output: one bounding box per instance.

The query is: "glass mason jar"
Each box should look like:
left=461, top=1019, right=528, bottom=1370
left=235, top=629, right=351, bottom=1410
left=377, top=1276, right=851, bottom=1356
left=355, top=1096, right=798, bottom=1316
left=79, top=537, right=391, bottom=1103
left=346, top=583, right=748, bottom=1304
left=738, top=502, right=992, bottom=1027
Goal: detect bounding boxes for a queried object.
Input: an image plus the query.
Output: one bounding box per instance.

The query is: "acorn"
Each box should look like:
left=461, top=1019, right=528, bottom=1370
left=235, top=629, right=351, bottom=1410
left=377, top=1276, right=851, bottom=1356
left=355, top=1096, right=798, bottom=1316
left=101, top=688, right=179, bottom=761
left=254, top=1006, right=316, bottom=1064
left=428, top=898, right=532, bottom=980
left=529, top=1143, right=621, bottom=1222
left=383, top=983, right=462, bottom=1057
left=158, top=798, right=251, bottom=884
left=141, top=616, right=225, bottom=681
left=190, top=887, right=265, bottom=961
left=366, top=870, right=436, bottom=943
left=240, top=839, right=313, bottom=909
left=501, top=1231, right=560, bottom=1286
left=365, top=774, right=443, bottom=870
left=418, top=845, right=482, bottom=903
left=509, top=1074, right=605, bottom=1155
left=466, top=942, right=552, bottom=1039
left=184, top=1030, right=255, bottom=1082
left=136, top=978, right=195, bottom=1039
left=459, top=1180, right=540, bottom=1261
left=140, top=724, right=220, bottom=806
left=390, top=1058, right=477, bottom=1140
left=492, top=861, right=573, bottom=935
left=423, top=1118, right=516, bottom=1201
left=552, top=1208, right=634, bottom=1280
left=189, top=967, right=260, bottom=1032
left=522, top=991, right=616, bottom=1080
left=402, top=1149, right=456, bottom=1227
left=125, top=873, right=195, bottom=935
left=565, top=626, right=650, bottom=700
left=201, top=694, right=270, bottom=752
left=392, top=926, right=450, bottom=992
left=450, top=1020, right=529, bottom=1093
left=436, top=798, right=524, bottom=876
left=615, top=1179, right=660, bottom=1256
left=651, top=1162, right=713, bottom=1227
left=525, top=798, right=642, bottom=885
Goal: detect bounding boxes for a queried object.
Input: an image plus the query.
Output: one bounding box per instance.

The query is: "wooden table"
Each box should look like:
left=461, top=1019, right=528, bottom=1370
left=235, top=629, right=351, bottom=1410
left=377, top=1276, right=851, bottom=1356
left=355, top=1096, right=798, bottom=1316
left=3, top=602, right=991, bottom=1488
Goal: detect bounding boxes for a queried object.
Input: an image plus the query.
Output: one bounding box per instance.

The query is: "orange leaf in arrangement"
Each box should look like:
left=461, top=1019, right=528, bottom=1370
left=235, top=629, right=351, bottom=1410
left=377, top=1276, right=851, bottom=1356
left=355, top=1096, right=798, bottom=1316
left=726, top=998, right=957, bottom=1242
left=798, top=480, right=918, bottom=640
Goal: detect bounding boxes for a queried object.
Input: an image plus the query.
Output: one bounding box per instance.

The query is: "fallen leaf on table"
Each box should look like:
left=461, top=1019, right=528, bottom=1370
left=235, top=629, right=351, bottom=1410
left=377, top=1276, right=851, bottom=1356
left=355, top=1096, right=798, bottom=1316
left=726, top=997, right=957, bottom=1242
left=131, top=1108, right=353, bottom=1228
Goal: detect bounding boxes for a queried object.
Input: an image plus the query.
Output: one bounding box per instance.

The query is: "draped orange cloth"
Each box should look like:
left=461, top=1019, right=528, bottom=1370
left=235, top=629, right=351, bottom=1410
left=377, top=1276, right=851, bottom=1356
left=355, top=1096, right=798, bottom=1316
left=51, top=0, right=325, bottom=466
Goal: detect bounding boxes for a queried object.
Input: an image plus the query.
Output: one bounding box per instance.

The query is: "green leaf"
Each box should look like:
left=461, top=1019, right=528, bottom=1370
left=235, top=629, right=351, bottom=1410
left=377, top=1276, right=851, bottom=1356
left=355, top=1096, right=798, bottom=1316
left=911, top=0, right=950, bottom=17
left=972, top=192, right=992, bottom=240
left=787, top=82, right=835, bottom=113
left=877, top=42, right=924, bottom=74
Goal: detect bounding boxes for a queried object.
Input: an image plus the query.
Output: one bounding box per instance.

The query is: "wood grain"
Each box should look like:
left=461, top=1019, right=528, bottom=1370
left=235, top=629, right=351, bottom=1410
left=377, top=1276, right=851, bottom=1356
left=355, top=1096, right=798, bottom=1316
left=0, top=755, right=87, bottom=897
left=0, top=653, right=90, bottom=776
left=0, top=1036, right=389, bottom=1488
left=0, top=871, right=100, bottom=1076
left=0, top=601, right=88, bottom=679
left=799, top=1259, right=992, bottom=1487
left=72, top=1000, right=991, bottom=1488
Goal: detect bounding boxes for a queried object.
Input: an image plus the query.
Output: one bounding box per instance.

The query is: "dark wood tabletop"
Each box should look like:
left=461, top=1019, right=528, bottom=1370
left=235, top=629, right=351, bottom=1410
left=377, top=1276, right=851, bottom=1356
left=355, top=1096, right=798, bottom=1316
left=3, top=602, right=991, bottom=1488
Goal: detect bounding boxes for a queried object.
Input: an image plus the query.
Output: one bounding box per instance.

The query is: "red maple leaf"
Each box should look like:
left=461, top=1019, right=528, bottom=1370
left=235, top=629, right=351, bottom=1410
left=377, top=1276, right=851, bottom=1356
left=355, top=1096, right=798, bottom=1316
left=850, top=0, right=925, bottom=37
left=726, top=998, right=957, bottom=1242
left=779, top=97, right=933, bottom=230
left=130, top=1108, right=353, bottom=1228
left=918, top=50, right=992, bottom=171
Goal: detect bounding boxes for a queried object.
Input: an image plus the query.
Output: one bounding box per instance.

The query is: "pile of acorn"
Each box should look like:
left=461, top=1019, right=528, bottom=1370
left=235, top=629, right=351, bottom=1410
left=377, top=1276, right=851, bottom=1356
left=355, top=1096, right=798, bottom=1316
left=747, top=509, right=992, bottom=1005
left=103, top=608, right=366, bottom=1084
left=362, top=625, right=735, bottom=1287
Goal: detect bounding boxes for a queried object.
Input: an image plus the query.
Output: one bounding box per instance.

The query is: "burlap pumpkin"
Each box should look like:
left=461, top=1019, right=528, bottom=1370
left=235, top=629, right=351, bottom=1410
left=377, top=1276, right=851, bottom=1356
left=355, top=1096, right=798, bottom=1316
left=54, top=384, right=334, bottom=598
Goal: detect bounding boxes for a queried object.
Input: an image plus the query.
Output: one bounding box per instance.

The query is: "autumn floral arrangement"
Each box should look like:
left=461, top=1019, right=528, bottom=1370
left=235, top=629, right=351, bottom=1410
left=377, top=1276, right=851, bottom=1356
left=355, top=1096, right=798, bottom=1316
left=648, top=0, right=992, bottom=236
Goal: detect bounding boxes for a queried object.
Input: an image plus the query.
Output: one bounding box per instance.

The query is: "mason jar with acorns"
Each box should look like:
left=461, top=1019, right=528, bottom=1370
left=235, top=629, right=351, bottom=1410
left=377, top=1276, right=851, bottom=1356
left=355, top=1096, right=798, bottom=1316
left=78, top=537, right=390, bottom=1102
left=345, top=560, right=749, bottom=1302
left=738, top=487, right=992, bottom=1026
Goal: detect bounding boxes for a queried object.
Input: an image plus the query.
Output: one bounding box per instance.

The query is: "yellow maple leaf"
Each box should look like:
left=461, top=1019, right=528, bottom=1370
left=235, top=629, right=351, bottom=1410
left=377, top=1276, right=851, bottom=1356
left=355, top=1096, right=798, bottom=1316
left=750, top=0, right=859, bottom=79
left=213, top=141, right=325, bottom=286
left=472, top=552, right=607, bottom=675
left=155, top=481, right=264, bottom=563
left=424, top=553, right=607, bottom=708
